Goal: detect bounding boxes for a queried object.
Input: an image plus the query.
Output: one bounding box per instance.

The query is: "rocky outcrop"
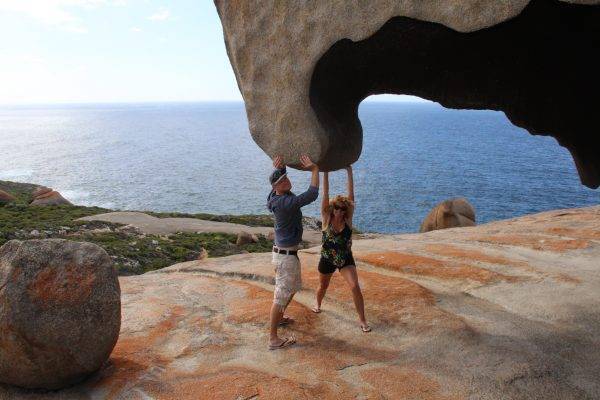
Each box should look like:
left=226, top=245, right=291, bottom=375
left=30, top=190, right=72, bottom=206
left=0, top=205, right=598, bottom=398
left=420, top=197, right=476, bottom=232
left=214, top=0, right=600, bottom=188
left=0, top=190, right=15, bottom=205
left=31, top=186, right=53, bottom=198
left=0, top=239, right=121, bottom=390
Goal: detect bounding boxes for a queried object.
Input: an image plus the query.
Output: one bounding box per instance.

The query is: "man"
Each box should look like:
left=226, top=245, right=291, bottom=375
left=266, top=154, right=319, bottom=350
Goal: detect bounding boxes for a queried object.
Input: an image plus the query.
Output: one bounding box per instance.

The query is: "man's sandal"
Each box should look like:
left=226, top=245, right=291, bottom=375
left=279, top=315, right=294, bottom=326
left=361, top=324, right=372, bottom=333
left=268, top=336, right=296, bottom=350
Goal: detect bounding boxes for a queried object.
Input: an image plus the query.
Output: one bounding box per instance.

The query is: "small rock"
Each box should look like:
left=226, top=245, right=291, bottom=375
left=30, top=229, right=40, bottom=237
left=151, top=240, right=159, bottom=245
left=90, top=227, right=112, bottom=234
left=236, top=231, right=258, bottom=245
left=198, top=248, right=208, bottom=260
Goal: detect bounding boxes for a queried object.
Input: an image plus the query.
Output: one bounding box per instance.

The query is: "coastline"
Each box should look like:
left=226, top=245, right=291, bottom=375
left=1, top=180, right=283, bottom=275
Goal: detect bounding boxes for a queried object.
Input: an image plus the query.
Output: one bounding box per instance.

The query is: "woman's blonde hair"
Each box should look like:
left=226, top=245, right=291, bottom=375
left=322, top=195, right=354, bottom=230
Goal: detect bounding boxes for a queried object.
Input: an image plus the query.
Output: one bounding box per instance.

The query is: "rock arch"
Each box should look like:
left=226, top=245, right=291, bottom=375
left=215, top=0, right=600, bottom=188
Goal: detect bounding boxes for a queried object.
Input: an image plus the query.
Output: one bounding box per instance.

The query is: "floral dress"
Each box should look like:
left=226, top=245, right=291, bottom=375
left=321, top=223, right=353, bottom=267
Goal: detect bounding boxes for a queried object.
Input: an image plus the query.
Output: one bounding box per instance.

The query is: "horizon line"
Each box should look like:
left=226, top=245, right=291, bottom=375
left=0, top=97, right=432, bottom=107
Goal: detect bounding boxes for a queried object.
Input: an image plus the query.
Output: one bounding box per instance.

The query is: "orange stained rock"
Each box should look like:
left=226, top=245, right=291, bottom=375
left=138, top=368, right=351, bottom=400
left=354, top=251, right=516, bottom=284
left=300, top=254, right=470, bottom=334
left=474, top=234, right=589, bottom=252
left=545, top=227, right=600, bottom=241
left=27, top=263, right=96, bottom=307
left=97, top=305, right=186, bottom=397
left=424, top=244, right=526, bottom=267
left=424, top=244, right=581, bottom=284
left=226, top=281, right=314, bottom=329
left=361, top=366, right=465, bottom=400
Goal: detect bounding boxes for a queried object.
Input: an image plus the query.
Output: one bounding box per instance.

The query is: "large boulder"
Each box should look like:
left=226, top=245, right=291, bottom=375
left=30, top=190, right=72, bottom=206
left=0, top=190, right=16, bottom=205
left=420, top=197, right=476, bottom=233
left=0, top=239, right=121, bottom=390
left=214, top=0, right=600, bottom=188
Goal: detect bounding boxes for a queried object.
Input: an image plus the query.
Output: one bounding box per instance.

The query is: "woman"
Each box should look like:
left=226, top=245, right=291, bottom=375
left=313, top=165, right=371, bottom=332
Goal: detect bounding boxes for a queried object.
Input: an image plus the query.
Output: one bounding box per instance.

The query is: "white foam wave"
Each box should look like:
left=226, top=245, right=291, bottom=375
left=0, top=169, right=34, bottom=181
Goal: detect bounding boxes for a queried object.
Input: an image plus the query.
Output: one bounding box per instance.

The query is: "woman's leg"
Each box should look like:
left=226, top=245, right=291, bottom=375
left=314, top=272, right=333, bottom=312
left=339, top=266, right=368, bottom=327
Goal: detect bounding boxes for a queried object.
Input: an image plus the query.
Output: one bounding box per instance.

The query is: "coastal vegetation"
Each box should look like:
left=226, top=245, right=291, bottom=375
left=0, top=180, right=273, bottom=275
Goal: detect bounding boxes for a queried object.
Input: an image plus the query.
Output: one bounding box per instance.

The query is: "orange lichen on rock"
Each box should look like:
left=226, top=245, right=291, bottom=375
left=301, top=254, right=470, bottom=334
left=424, top=244, right=525, bottom=267
left=474, top=234, right=589, bottom=252
left=545, top=227, right=600, bottom=241
left=354, top=251, right=516, bottom=284
left=226, top=281, right=314, bottom=328
left=27, top=263, right=96, bottom=307
left=361, top=366, right=464, bottom=400
left=140, top=368, right=350, bottom=400
left=97, top=305, right=186, bottom=396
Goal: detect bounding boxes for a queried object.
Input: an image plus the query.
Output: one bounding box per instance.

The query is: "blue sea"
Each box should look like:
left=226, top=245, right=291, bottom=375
left=0, top=101, right=597, bottom=233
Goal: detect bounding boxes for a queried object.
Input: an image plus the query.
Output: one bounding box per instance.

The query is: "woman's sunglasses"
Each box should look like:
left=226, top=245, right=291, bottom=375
left=333, top=205, right=347, bottom=211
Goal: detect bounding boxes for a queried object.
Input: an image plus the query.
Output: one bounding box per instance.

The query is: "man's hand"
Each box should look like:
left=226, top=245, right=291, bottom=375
left=273, top=155, right=284, bottom=170
left=300, top=154, right=318, bottom=171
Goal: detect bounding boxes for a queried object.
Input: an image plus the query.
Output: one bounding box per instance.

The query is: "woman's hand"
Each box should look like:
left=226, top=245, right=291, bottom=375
left=300, top=154, right=318, bottom=171
left=345, top=165, right=353, bottom=172
left=273, top=155, right=284, bottom=169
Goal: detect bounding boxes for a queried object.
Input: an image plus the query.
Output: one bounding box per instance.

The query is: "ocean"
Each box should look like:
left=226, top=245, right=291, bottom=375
left=0, top=101, right=597, bottom=233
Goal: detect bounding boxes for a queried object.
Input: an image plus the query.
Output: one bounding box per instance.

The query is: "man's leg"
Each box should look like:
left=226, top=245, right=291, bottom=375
left=269, top=253, right=300, bottom=347
left=269, top=292, right=296, bottom=347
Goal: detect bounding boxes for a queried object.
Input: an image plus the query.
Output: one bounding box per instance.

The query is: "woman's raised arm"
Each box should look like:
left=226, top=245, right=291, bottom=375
left=345, top=166, right=355, bottom=226
left=346, top=165, right=354, bottom=202
left=321, top=172, right=330, bottom=215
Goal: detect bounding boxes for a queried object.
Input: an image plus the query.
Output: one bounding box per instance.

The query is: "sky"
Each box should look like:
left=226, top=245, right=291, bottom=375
left=0, top=1, right=421, bottom=104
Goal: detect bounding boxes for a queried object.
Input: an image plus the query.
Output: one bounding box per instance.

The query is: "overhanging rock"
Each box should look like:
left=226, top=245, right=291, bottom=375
left=214, top=0, right=600, bottom=188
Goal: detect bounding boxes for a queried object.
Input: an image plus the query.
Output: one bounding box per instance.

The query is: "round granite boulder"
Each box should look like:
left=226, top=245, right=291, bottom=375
left=0, top=239, right=121, bottom=390
left=419, top=198, right=476, bottom=233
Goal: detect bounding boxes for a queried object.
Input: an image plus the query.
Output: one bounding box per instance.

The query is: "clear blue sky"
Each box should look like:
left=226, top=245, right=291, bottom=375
left=0, top=1, right=420, bottom=104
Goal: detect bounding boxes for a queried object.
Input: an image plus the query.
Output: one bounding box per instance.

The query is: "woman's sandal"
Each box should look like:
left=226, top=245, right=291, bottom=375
left=361, top=324, right=372, bottom=333
left=268, top=336, right=296, bottom=350
left=312, top=306, right=321, bottom=313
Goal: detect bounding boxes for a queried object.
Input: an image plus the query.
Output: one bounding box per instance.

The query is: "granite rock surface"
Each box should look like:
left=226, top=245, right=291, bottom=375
left=1, top=205, right=598, bottom=398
